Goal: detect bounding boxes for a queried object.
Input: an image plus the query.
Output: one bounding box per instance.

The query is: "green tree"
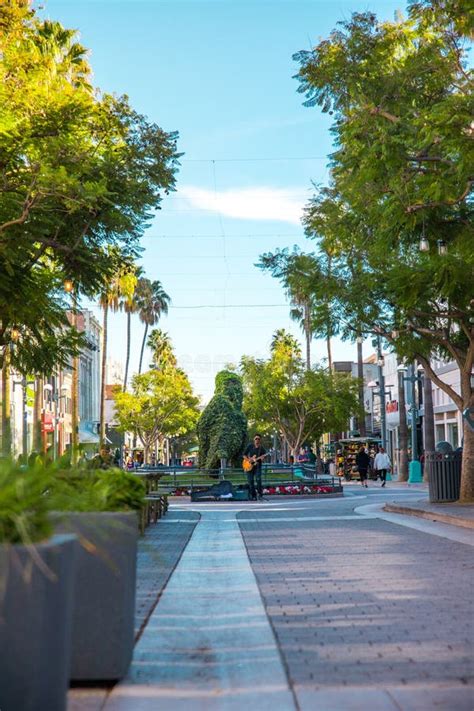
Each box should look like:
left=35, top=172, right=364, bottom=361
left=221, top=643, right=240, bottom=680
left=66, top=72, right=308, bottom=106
left=136, top=279, right=170, bottom=374
left=147, top=329, right=177, bottom=370
left=294, top=3, right=474, bottom=499
left=240, top=330, right=358, bottom=456
left=0, top=4, right=181, bottom=375
left=259, top=249, right=339, bottom=370
left=197, top=371, right=248, bottom=470
left=113, top=367, right=199, bottom=464
left=99, top=264, right=137, bottom=446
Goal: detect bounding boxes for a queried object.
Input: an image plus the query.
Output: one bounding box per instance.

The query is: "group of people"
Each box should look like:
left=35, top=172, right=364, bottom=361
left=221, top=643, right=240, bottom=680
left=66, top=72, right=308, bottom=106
left=355, top=446, right=391, bottom=488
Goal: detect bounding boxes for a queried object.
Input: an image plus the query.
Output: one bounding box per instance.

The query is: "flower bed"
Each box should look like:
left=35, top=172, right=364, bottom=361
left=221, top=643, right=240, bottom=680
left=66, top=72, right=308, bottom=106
left=169, top=483, right=340, bottom=497
left=263, top=484, right=334, bottom=495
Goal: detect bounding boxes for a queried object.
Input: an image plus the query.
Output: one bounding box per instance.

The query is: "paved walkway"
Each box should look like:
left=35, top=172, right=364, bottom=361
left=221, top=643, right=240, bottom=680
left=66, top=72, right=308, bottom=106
left=134, top=511, right=200, bottom=639
left=238, top=495, right=474, bottom=710
left=104, top=510, right=294, bottom=710
left=384, top=498, right=474, bottom=530
left=69, top=491, right=474, bottom=711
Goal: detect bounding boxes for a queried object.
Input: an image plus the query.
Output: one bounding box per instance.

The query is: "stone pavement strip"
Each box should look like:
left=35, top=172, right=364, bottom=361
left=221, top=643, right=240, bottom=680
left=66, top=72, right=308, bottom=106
left=237, top=507, right=474, bottom=711
left=68, top=510, right=200, bottom=711
left=102, top=510, right=295, bottom=711
left=134, top=510, right=200, bottom=639
left=384, top=499, right=474, bottom=530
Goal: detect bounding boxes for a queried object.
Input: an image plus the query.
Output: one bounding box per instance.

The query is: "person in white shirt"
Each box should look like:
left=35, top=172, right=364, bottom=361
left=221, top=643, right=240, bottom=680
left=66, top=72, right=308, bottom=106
left=373, top=447, right=391, bottom=487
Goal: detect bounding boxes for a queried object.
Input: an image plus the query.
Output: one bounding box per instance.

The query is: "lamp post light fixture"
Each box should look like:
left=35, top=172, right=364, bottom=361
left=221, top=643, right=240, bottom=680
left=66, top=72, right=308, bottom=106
left=437, top=240, right=448, bottom=256
left=397, top=363, right=423, bottom=483
left=419, top=236, right=430, bottom=252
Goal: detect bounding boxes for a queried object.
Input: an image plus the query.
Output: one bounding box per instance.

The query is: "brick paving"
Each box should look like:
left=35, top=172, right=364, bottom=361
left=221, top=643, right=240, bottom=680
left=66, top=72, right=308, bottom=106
left=237, top=508, right=474, bottom=696
left=134, top=510, right=200, bottom=639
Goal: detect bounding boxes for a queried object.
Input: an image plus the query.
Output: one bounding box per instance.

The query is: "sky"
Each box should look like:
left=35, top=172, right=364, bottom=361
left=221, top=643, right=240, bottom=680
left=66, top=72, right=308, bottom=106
left=40, top=0, right=405, bottom=403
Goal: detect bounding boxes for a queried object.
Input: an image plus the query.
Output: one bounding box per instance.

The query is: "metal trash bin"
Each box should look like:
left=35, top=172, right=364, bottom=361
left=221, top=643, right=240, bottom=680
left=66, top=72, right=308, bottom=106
left=425, top=451, right=462, bottom=502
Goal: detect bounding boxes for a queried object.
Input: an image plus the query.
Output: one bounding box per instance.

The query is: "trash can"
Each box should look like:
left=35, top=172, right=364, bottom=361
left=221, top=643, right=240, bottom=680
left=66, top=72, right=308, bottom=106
left=426, top=451, right=462, bottom=502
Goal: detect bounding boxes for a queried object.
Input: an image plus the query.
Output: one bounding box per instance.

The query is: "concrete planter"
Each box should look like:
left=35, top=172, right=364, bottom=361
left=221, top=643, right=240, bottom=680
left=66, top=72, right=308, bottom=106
left=0, top=534, right=76, bottom=711
left=53, top=511, right=138, bottom=681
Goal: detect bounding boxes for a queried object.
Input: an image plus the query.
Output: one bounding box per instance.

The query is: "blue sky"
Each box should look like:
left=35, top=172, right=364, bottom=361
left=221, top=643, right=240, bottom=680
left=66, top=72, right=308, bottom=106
left=41, top=0, right=404, bottom=402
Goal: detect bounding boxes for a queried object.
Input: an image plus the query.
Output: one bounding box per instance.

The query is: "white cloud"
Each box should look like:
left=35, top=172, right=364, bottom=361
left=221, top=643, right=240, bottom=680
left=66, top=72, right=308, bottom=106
left=178, top=185, right=305, bottom=225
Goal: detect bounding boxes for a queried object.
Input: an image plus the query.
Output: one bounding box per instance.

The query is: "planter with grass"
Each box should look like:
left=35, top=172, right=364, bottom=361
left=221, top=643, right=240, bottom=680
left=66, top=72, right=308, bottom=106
left=50, top=468, right=145, bottom=681
left=0, top=461, right=76, bottom=711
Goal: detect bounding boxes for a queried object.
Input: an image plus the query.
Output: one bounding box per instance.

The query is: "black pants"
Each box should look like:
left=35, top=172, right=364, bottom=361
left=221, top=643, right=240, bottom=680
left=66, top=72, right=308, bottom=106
left=247, top=468, right=262, bottom=499
left=359, top=468, right=368, bottom=482
left=378, top=468, right=388, bottom=483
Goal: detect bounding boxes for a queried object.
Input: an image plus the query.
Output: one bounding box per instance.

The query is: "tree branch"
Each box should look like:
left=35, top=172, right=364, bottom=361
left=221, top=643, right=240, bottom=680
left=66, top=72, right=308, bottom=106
left=415, top=354, right=463, bottom=411
left=369, top=107, right=400, bottom=123
left=406, top=179, right=472, bottom=213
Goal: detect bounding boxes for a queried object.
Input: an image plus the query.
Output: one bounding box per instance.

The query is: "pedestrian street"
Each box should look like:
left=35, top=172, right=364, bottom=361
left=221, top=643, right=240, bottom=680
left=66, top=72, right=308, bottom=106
left=69, top=487, right=474, bottom=711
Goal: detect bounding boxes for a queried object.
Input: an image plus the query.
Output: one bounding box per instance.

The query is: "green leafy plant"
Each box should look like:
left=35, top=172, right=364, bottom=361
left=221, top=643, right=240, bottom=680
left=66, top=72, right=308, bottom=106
left=0, top=458, right=53, bottom=544
left=47, top=468, right=146, bottom=513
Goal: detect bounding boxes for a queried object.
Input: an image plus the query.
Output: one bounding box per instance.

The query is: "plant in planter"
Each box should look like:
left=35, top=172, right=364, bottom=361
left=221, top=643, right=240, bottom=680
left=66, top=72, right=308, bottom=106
left=48, top=468, right=146, bottom=682
left=0, top=459, right=76, bottom=711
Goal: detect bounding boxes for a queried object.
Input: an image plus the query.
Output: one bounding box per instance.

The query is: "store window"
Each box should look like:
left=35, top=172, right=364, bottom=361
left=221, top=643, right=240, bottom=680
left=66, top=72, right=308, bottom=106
left=447, top=423, right=459, bottom=449
left=435, top=424, right=445, bottom=444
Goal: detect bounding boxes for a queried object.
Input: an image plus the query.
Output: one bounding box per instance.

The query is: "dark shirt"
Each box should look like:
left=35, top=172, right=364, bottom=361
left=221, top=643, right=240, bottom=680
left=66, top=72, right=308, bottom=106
left=355, top=451, right=370, bottom=470
left=244, top=444, right=266, bottom=472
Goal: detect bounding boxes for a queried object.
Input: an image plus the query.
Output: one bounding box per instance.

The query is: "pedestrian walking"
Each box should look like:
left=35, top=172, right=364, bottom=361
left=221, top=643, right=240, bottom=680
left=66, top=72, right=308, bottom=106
left=243, top=434, right=267, bottom=500
left=374, top=447, right=391, bottom=487
left=355, top=446, right=370, bottom=488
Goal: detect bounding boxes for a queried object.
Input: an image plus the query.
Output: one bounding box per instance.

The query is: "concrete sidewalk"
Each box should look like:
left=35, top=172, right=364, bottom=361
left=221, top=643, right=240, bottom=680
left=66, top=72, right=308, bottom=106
left=384, top=499, right=474, bottom=530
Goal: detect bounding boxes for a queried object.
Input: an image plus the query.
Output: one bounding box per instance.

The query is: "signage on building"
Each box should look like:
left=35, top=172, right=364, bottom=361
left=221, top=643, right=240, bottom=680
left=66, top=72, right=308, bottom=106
left=41, top=412, right=54, bottom=433
left=386, top=400, right=399, bottom=414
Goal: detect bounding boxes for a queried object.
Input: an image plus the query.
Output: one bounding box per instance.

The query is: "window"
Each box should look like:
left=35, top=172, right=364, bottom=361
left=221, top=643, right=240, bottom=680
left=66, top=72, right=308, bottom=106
left=447, top=423, right=459, bottom=449
left=435, top=424, right=445, bottom=444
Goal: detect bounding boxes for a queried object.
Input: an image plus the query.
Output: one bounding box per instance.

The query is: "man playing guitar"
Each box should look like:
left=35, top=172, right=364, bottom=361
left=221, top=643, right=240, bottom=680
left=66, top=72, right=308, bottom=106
left=243, top=434, right=267, bottom=500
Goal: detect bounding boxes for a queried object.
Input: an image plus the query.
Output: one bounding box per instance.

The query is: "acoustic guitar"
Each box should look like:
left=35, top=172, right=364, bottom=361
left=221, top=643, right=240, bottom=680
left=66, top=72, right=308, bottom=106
left=242, top=452, right=268, bottom=472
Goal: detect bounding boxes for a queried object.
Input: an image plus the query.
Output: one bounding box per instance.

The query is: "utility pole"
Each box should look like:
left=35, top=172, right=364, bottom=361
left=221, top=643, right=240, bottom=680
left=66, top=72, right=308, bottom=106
left=376, top=335, right=387, bottom=451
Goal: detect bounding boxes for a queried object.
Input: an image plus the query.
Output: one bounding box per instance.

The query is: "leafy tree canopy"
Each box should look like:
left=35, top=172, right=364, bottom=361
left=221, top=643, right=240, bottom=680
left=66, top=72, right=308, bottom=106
left=292, top=0, right=473, bottom=497
left=113, top=367, right=200, bottom=462
left=0, top=3, right=181, bottom=370
left=240, top=330, right=359, bottom=454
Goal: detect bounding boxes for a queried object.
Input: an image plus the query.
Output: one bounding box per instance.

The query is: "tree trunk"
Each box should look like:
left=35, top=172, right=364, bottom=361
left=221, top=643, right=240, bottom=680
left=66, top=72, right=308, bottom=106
left=459, top=378, right=474, bottom=501
left=33, top=377, right=43, bottom=453
left=1, top=347, right=11, bottom=457
left=138, top=322, right=149, bottom=375
left=123, top=310, right=131, bottom=391
left=460, top=415, right=474, bottom=502
left=423, top=374, right=435, bottom=481
left=357, top=338, right=366, bottom=436
left=398, top=370, right=409, bottom=482
left=99, top=302, right=108, bottom=447
left=326, top=330, right=333, bottom=371
left=304, top=303, right=311, bottom=371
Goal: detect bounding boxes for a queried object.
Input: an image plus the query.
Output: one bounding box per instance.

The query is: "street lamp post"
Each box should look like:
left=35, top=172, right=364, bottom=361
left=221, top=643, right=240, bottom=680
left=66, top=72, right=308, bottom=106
left=398, top=363, right=423, bottom=483
left=64, top=280, right=79, bottom=465
left=12, top=376, right=34, bottom=459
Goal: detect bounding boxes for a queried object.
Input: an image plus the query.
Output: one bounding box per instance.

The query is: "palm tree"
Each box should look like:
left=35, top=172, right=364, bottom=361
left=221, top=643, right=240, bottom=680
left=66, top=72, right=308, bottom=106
left=99, top=267, right=137, bottom=446
left=136, top=279, right=170, bottom=375
left=120, top=274, right=139, bottom=392
left=270, top=329, right=301, bottom=356
left=147, top=329, right=177, bottom=370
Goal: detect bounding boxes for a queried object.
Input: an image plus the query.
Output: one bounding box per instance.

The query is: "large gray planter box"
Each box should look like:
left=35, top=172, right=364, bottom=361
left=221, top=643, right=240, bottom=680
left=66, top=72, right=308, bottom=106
left=53, top=511, right=139, bottom=681
left=0, top=534, right=76, bottom=711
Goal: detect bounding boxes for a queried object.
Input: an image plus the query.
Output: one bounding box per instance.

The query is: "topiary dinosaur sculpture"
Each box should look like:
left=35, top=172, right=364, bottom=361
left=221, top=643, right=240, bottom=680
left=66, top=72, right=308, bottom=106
left=197, top=370, right=248, bottom=470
